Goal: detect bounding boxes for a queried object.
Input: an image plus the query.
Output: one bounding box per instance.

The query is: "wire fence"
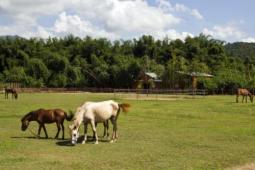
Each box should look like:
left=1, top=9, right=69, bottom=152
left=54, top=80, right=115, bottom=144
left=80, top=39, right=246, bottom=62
left=1, top=87, right=209, bottom=100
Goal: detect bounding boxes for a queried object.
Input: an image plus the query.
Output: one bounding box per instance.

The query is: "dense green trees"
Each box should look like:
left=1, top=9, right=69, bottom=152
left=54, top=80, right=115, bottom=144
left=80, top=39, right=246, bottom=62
left=0, top=34, right=254, bottom=90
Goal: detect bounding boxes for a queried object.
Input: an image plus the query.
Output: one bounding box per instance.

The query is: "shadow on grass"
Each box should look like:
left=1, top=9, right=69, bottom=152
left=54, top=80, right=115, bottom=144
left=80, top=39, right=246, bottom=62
left=55, top=135, right=110, bottom=147
left=225, top=101, right=254, bottom=105
left=11, top=136, right=66, bottom=140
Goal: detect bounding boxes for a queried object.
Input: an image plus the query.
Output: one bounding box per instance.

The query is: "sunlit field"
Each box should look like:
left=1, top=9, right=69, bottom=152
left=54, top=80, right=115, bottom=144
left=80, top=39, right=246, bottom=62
left=1, top=93, right=255, bottom=169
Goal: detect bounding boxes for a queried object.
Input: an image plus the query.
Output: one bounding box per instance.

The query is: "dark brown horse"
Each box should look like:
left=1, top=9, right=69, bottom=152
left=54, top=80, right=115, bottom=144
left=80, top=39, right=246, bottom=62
left=5, top=88, right=18, bottom=99
left=236, top=88, right=253, bottom=103
left=21, top=109, right=73, bottom=139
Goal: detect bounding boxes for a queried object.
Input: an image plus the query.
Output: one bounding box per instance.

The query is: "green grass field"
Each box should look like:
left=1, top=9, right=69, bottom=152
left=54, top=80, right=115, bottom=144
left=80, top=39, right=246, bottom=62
left=1, top=93, right=255, bottom=170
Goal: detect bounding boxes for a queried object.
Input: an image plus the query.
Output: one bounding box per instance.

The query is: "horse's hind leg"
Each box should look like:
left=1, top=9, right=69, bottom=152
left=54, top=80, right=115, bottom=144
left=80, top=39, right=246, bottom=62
left=110, top=117, right=117, bottom=143
left=103, top=120, right=109, bottom=138
left=90, top=120, right=98, bottom=144
left=55, top=123, right=61, bottom=139
left=242, top=96, right=245, bottom=103
left=61, top=123, right=64, bottom=140
left=236, top=95, right=239, bottom=103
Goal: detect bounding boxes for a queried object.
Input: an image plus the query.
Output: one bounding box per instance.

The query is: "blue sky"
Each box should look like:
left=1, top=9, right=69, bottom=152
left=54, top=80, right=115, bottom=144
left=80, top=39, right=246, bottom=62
left=0, top=0, right=254, bottom=42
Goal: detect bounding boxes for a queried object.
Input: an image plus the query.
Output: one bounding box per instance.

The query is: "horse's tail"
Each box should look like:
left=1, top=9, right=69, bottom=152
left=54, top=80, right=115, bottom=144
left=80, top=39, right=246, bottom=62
left=118, top=103, right=131, bottom=113
left=65, top=111, right=74, bottom=121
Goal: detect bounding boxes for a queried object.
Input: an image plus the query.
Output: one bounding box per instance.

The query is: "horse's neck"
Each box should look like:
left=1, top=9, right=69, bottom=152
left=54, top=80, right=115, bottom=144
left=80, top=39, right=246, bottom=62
left=74, top=113, right=83, bottom=127
left=26, top=113, right=36, bottom=121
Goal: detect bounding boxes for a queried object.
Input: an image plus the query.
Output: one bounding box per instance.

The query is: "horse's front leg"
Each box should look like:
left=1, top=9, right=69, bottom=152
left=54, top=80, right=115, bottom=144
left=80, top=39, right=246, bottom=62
left=42, top=124, right=48, bottom=139
left=242, top=95, right=245, bottom=103
left=55, top=122, right=61, bottom=139
left=236, top=95, right=239, bottom=103
left=82, top=123, right=88, bottom=144
left=37, top=124, right=42, bottom=138
left=90, top=120, right=98, bottom=144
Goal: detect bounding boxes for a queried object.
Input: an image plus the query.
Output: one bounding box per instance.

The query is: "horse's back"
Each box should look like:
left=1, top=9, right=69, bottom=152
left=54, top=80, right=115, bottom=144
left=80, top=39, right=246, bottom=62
left=237, top=88, right=250, bottom=95
left=36, top=108, right=65, bottom=123
left=85, top=100, right=119, bottom=122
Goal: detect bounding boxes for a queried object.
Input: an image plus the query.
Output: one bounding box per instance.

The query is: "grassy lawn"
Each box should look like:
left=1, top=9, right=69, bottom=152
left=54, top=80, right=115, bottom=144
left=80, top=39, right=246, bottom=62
left=0, top=93, right=255, bottom=169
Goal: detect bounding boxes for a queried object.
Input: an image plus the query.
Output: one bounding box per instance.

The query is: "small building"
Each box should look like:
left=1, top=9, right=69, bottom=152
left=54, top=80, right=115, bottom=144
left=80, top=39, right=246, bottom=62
left=177, top=71, right=213, bottom=89
left=134, top=71, right=162, bottom=89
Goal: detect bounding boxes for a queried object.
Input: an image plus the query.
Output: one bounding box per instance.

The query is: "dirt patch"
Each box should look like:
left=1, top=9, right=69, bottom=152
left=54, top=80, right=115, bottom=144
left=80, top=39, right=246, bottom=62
left=227, top=163, right=255, bottom=170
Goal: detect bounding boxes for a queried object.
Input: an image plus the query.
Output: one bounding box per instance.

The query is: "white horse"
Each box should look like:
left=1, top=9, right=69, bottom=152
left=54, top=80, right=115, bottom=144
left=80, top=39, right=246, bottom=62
left=69, top=100, right=130, bottom=145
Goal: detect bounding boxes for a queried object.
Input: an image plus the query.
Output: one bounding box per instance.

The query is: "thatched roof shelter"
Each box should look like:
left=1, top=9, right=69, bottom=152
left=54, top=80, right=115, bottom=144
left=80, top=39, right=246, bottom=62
left=177, top=71, right=213, bottom=89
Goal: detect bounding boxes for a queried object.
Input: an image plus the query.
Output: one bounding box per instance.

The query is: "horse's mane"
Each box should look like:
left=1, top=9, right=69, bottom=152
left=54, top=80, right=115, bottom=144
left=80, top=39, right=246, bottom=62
left=21, top=111, right=34, bottom=121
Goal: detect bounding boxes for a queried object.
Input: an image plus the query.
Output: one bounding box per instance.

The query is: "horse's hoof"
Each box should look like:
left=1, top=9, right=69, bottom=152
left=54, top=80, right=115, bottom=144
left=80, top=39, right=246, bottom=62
left=95, top=141, right=98, bottom=145
left=110, top=140, right=114, bottom=143
left=82, top=141, right=85, bottom=144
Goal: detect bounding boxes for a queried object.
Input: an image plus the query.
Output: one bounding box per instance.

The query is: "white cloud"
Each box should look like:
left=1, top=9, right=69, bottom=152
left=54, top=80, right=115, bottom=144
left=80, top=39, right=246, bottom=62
left=157, top=0, right=174, bottom=12
left=0, top=0, right=198, bottom=40
left=202, top=22, right=255, bottom=42
left=190, top=9, right=203, bottom=20
left=53, top=12, right=118, bottom=39
left=0, top=24, right=53, bottom=39
left=157, top=0, right=203, bottom=20
left=175, top=4, right=188, bottom=12
left=242, top=37, right=255, bottom=43
left=154, top=29, right=193, bottom=40
left=203, top=23, right=246, bottom=41
left=23, top=26, right=53, bottom=39
left=105, top=0, right=180, bottom=33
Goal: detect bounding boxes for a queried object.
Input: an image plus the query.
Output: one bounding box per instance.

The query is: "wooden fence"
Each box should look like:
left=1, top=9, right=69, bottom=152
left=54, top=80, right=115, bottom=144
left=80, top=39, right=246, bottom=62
left=113, top=89, right=206, bottom=100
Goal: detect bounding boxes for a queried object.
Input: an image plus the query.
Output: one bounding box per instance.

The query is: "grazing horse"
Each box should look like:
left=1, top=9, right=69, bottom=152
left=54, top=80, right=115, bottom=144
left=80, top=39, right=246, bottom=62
left=21, top=109, right=73, bottom=139
left=5, top=88, right=18, bottom=99
left=69, top=100, right=130, bottom=145
left=236, top=88, right=253, bottom=103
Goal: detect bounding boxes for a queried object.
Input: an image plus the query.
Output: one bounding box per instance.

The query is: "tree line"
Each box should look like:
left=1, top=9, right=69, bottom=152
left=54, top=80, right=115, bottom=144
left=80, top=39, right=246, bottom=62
left=0, top=34, right=255, bottom=90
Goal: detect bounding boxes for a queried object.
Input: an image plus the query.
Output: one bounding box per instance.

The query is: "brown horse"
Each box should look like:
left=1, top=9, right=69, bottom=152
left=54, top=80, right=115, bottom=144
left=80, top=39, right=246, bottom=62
left=236, top=88, right=253, bottom=103
left=21, top=109, right=73, bottom=139
left=5, top=88, right=18, bottom=99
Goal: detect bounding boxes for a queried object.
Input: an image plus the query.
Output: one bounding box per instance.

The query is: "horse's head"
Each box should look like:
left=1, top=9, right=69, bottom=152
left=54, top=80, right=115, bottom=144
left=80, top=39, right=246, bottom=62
left=250, top=95, right=254, bottom=103
left=69, top=123, right=79, bottom=145
left=21, top=112, right=32, bottom=131
left=68, top=106, right=86, bottom=144
left=21, top=119, right=29, bottom=131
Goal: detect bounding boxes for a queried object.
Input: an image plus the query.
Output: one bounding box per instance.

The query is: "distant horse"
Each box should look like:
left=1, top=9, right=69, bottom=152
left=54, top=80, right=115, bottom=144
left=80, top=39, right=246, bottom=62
left=69, top=100, right=130, bottom=145
left=21, top=109, right=73, bottom=139
left=5, top=88, right=18, bottom=99
left=236, top=88, right=253, bottom=103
